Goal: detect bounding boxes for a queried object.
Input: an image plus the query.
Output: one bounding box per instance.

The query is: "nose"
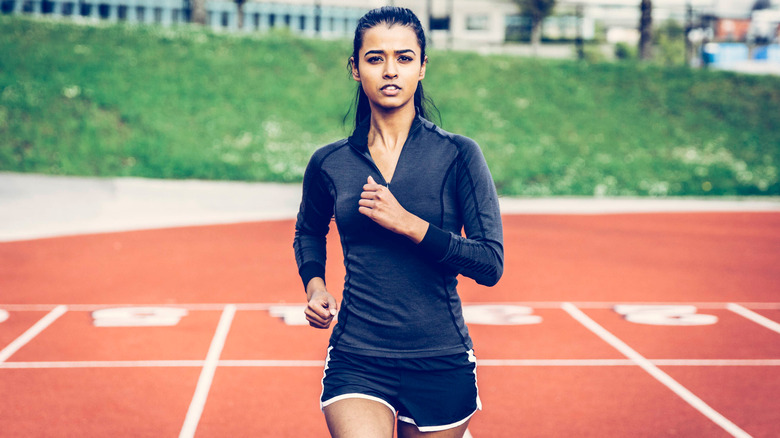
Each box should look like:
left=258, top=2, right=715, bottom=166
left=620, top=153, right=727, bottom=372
left=383, top=60, right=398, bottom=79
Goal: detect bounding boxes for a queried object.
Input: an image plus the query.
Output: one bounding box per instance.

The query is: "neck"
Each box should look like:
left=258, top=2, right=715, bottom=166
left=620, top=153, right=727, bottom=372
left=367, top=104, right=416, bottom=151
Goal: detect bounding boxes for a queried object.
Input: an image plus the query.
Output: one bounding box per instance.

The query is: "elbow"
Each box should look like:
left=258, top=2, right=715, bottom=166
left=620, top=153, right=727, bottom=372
left=481, top=246, right=504, bottom=286
left=450, top=240, right=504, bottom=286
left=474, top=252, right=503, bottom=287
left=476, top=265, right=502, bottom=287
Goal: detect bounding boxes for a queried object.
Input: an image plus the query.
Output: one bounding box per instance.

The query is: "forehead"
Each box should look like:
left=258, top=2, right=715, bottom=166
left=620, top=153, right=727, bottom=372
left=359, top=24, right=421, bottom=54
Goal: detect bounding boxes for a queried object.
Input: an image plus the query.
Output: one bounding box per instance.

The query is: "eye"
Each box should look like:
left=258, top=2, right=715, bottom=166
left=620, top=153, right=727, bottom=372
left=398, top=55, right=414, bottom=63
left=367, top=56, right=383, bottom=64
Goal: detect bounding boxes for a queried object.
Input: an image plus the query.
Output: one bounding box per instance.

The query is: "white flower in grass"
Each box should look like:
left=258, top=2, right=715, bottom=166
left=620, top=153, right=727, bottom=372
left=62, top=85, right=81, bottom=99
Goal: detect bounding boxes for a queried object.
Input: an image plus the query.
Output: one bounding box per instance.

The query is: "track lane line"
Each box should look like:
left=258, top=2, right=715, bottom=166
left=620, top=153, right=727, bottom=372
left=561, top=302, right=752, bottom=438
left=179, top=304, right=236, bottom=438
left=2, top=301, right=780, bottom=312
left=650, top=359, right=780, bottom=366
left=0, top=360, right=205, bottom=368
left=4, top=358, right=779, bottom=369
left=727, top=303, right=780, bottom=334
left=0, top=305, right=67, bottom=363
left=478, top=359, right=780, bottom=366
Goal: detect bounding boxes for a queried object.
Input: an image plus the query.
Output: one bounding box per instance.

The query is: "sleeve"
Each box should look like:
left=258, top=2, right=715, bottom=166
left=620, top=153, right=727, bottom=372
left=417, top=137, right=504, bottom=286
left=293, top=152, right=334, bottom=290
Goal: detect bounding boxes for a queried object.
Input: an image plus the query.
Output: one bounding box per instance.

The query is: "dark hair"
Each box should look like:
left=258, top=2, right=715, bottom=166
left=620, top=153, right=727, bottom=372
left=345, top=6, right=440, bottom=129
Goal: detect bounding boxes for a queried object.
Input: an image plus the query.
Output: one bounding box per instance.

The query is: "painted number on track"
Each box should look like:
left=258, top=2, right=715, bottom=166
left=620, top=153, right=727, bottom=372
left=613, top=305, right=718, bottom=326
left=268, top=304, right=543, bottom=326
left=91, top=307, right=188, bottom=327
left=269, top=305, right=310, bottom=326
left=462, top=305, right=543, bottom=325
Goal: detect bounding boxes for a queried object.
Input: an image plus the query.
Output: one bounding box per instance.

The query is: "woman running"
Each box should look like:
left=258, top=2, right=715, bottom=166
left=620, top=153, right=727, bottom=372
left=294, top=6, right=504, bottom=437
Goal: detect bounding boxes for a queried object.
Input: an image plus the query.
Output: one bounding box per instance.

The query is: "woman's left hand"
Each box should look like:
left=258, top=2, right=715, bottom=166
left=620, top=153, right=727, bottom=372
left=358, top=176, right=428, bottom=243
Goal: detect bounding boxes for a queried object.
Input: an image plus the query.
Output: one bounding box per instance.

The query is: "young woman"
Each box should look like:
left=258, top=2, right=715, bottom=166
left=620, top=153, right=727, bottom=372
left=293, top=6, right=504, bottom=438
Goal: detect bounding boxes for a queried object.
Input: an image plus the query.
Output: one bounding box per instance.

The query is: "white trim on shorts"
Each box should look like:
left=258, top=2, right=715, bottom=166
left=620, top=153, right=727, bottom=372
left=319, top=346, right=398, bottom=415
left=321, top=393, right=398, bottom=416
left=470, top=349, right=483, bottom=412
left=319, top=346, right=332, bottom=409
left=398, top=408, right=478, bottom=433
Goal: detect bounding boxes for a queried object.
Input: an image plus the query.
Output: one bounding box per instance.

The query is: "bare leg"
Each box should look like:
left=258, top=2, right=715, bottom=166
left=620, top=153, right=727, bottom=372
left=397, top=417, right=472, bottom=438
left=323, top=398, right=396, bottom=438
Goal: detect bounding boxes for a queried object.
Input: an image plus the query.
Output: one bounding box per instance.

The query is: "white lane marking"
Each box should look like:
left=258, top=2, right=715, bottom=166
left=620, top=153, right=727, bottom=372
left=561, top=302, right=752, bottom=438
left=179, top=304, right=236, bottom=438
left=2, top=301, right=780, bottom=312
left=651, top=359, right=780, bottom=366
left=0, top=305, right=67, bottom=363
left=479, top=359, right=780, bottom=367
left=479, top=359, right=635, bottom=366
left=218, top=360, right=325, bottom=367
left=2, top=358, right=778, bottom=370
left=1, top=360, right=205, bottom=368
left=727, top=303, right=780, bottom=334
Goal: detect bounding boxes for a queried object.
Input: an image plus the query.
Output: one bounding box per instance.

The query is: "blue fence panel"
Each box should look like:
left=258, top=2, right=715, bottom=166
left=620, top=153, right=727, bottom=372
left=703, top=43, right=780, bottom=68
left=718, top=43, right=749, bottom=65
left=702, top=42, right=748, bottom=66
left=766, top=44, right=780, bottom=63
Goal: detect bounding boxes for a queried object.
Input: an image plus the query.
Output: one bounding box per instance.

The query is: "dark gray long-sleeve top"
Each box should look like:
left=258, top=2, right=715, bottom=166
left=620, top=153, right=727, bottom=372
left=294, top=114, right=504, bottom=358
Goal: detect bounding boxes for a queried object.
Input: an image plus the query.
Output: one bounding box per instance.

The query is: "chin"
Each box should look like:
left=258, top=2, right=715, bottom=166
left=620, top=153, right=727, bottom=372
left=374, top=98, right=413, bottom=112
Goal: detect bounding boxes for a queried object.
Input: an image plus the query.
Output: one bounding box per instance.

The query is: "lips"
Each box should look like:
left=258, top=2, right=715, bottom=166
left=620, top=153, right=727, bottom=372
left=380, top=84, right=401, bottom=96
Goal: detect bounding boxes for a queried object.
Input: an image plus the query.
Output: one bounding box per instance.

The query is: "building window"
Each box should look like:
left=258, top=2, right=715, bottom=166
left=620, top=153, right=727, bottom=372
left=430, top=16, right=450, bottom=31
left=466, top=15, right=489, bottom=31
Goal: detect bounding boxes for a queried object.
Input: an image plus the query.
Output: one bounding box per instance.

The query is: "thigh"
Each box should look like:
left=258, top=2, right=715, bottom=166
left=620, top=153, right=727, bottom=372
left=397, top=418, right=471, bottom=438
left=324, top=398, right=396, bottom=438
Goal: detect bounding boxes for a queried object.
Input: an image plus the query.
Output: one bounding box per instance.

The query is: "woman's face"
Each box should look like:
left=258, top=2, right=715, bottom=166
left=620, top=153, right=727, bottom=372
left=352, top=24, right=427, bottom=115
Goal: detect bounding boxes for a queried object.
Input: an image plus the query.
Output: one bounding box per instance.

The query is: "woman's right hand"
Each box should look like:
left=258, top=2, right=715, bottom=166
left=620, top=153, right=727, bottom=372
left=305, top=279, right=338, bottom=329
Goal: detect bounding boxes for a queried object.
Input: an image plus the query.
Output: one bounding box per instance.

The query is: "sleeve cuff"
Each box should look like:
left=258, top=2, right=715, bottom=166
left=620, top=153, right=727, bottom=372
left=417, top=224, right=451, bottom=261
left=299, top=261, right=326, bottom=290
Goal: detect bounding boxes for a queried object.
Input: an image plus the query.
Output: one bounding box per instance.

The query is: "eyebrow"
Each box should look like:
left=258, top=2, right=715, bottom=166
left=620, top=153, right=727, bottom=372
left=363, top=49, right=417, bottom=57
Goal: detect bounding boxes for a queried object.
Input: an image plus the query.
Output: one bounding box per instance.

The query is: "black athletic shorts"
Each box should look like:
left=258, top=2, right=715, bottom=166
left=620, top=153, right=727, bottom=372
left=320, top=347, right=481, bottom=432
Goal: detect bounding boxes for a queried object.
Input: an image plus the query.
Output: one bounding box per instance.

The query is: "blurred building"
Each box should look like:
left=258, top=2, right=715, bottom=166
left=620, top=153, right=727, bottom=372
left=698, top=0, right=780, bottom=74
left=3, top=0, right=775, bottom=48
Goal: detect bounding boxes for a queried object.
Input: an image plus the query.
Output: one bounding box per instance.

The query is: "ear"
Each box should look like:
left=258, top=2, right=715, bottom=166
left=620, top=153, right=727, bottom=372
left=418, top=56, right=427, bottom=81
left=350, top=57, right=360, bottom=82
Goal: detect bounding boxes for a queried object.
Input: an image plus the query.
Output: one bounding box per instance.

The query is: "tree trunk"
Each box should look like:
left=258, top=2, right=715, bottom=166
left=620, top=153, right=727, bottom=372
left=531, top=17, right=542, bottom=55
left=639, top=0, right=653, bottom=60
left=190, top=0, right=207, bottom=25
left=236, top=0, right=246, bottom=30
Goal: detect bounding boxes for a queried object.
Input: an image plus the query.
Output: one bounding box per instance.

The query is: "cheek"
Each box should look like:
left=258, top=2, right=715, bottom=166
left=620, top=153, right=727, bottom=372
left=406, top=69, right=423, bottom=87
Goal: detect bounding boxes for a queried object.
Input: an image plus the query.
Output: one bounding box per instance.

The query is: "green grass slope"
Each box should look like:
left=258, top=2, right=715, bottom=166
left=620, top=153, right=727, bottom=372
left=2, top=16, right=778, bottom=196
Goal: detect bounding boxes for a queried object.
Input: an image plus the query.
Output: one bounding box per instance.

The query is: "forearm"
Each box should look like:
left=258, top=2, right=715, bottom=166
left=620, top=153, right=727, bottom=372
left=398, top=211, right=429, bottom=244
left=417, top=224, right=504, bottom=286
left=442, top=235, right=503, bottom=286
left=306, top=277, right=327, bottom=301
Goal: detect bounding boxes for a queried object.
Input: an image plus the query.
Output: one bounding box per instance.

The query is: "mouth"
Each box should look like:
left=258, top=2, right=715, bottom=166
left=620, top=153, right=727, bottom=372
left=380, top=84, right=402, bottom=96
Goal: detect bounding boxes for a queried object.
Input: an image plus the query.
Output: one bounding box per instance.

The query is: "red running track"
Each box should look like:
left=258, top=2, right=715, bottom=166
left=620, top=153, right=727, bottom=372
left=1, top=212, right=779, bottom=437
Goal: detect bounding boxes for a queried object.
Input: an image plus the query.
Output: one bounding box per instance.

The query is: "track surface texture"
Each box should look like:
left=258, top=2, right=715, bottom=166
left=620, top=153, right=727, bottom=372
left=1, top=180, right=779, bottom=438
